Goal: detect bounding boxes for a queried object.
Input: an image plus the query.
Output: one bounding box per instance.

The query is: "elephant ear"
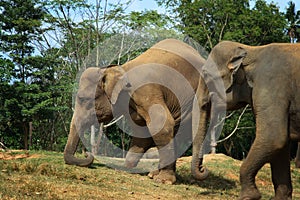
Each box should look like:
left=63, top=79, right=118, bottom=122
left=227, top=47, right=247, bottom=71
left=110, top=75, right=132, bottom=105
left=226, top=47, right=247, bottom=92
left=102, top=67, right=132, bottom=105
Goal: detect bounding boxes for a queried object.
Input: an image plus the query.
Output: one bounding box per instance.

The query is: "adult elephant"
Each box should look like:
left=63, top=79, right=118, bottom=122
left=193, top=41, right=300, bottom=200
left=64, top=39, right=208, bottom=184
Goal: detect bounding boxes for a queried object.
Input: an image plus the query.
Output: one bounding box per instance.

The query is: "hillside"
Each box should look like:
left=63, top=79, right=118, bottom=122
left=0, top=150, right=299, bottom=200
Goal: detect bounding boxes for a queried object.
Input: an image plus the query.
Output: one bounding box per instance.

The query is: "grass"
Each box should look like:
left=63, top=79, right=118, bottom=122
left=0, top=151, right=299, bottom=200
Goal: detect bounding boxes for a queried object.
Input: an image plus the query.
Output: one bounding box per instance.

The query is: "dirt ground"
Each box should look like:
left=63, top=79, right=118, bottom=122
left=0, top=150, right=40, bottom=160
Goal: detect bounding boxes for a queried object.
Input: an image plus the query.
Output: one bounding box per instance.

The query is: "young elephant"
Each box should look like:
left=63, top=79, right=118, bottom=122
left=64, top=39, right=208, bottom=184
left=193, top=41, right=300, bottom=200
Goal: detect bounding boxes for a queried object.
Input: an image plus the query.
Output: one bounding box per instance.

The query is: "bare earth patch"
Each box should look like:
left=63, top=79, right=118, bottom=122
left=0, top=150, right=41, bottom=160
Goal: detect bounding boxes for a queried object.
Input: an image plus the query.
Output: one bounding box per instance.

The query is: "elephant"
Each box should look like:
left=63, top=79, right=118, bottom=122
left=193, top=41, right=300, bottom=200
left=63, top=38, right=208, bottom=184
left=296, top=143, right=300, bottom=168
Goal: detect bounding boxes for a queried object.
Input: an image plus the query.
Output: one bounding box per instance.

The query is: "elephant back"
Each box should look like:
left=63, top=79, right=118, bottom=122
left=151, top=39, right=205, bottom=71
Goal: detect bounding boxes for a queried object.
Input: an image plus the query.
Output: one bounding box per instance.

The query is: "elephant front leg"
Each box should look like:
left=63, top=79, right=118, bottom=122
left=239, top=105, right=292, bottom=200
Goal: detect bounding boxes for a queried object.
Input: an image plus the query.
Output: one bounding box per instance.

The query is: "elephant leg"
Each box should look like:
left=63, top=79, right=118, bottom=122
left=125, top=136, right=154, bottom=168
left=295, top=143, right=300, bottom=168
left=239, top=139, right=267, bottom=200
left=142, top=103, right=177, bottom=184
left=239, top=105, right=290, bottom=200
left=152, top=118, right=177, bottom=184
left=270, top=143, right=292, bottom=200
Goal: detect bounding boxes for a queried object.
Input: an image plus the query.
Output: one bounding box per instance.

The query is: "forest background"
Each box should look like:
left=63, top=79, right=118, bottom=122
left=1, top=0, right=300, bottom=160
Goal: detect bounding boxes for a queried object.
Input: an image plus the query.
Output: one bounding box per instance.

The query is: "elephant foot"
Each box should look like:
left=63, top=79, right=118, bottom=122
left=149, top=169, right=176, bottom=185
left=239, top=188, right=261, bottom=200
left=272, top=185, right=292, bottom=200
left=148, top=170, right=159, bottom=179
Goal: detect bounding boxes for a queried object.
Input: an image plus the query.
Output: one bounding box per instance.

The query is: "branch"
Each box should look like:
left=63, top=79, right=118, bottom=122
left=59, top=4, right=80, bottom=69
left=213, top=109, right=237, bottom=129
left=200, top=21, right=213, bottom=49
left=219, top=13, right=229, bottom=42
left=217, top=104, right=249, bottom=144
left=0, top=142, right=9, bottom=152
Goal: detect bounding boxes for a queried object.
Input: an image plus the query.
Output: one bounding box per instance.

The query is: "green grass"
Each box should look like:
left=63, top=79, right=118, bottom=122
left=0, top=151, right=299, bottom=200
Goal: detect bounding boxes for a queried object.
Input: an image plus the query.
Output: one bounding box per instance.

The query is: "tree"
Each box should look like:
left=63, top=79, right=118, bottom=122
left=285, top=1, right=300, bottom=43
left=0, top=0, right=47, bottom=149
left=246, top=0, right=288, bottom=45
left=157, top=0, right=288, bottom=51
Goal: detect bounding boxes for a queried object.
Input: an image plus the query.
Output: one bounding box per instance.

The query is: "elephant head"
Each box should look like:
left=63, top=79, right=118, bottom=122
left=202, top=42, right=252, bottom=110
left=64, top=66, right=131, bottom=167
left=192, top=41, right=253, bottom=179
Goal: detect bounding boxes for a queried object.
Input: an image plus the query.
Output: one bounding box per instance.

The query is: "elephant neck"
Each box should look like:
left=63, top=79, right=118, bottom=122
left=241, top=46, right=265, bottom=89
left=242, top=45, right=266, bottom=68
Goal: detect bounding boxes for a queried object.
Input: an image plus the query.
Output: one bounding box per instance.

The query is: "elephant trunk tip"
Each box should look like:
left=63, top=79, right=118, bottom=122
left=191, top=162, right=209, bottom=181
left=64, top=152, right=94, bottom=167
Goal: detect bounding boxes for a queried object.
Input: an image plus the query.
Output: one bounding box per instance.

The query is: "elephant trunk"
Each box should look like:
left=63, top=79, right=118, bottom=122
left=191, top=105, right=209, bottom=180
left=191, top=78, right=210, bottom=181
left=64, top=116, right=94, bottom=167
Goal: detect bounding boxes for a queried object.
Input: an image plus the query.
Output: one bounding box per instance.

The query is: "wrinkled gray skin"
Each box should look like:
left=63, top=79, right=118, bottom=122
left=194, top=41, right=300, bottom=200
left=64, top=39, right=208, bottom=184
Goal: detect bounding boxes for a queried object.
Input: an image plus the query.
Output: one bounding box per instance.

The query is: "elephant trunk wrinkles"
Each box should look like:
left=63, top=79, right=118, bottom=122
left=191, top=106, right=209, bottom=180
left=191, top=78, right=210, bottom=181
left=64, top=117, right=94, bottom=167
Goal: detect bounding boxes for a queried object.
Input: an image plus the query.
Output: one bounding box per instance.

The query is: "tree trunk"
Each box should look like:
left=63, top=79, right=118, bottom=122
left=23, top=122, right=29, bottom=150
left=29, top=122, right=33, bottom=148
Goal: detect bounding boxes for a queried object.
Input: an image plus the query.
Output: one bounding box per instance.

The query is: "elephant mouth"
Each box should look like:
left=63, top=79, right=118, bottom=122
left=209, top=92, right=227, bottom=110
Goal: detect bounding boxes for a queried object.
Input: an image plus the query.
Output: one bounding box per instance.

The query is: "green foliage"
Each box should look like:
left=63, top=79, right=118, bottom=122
left=126, top=10, right=171, bottom=30
left=158, top=0, right=288, bottom=50
left=285, top=1, right=300, bottom=43
left=217, top=108, right=255, bottom=160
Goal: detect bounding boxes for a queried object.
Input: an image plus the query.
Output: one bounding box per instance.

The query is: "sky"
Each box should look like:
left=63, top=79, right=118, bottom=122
left=126, top=0, right=299, bottom=13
